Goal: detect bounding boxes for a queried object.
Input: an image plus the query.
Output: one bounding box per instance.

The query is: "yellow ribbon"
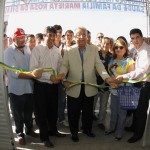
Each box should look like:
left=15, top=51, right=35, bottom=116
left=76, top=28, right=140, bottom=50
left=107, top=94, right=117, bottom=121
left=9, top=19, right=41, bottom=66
left=1, top=61, right=150, bottom=90
left=64, top=80, right=109, bottom=91
left=64, top=72, right=150, bottom=91
left=0, top=62, right=57, bottom=76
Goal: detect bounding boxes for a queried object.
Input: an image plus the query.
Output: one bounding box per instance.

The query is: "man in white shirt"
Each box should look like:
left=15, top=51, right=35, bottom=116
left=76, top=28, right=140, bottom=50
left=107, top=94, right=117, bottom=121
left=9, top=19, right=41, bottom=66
left=30, top=26, right=66, bottom=148
left=117, top=28, right=150, bottom=143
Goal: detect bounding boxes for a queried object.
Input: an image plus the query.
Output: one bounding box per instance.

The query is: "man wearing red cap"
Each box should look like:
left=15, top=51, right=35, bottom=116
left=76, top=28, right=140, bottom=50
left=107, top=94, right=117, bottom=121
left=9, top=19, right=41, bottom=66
left=4, top=28, right=43, bottom=145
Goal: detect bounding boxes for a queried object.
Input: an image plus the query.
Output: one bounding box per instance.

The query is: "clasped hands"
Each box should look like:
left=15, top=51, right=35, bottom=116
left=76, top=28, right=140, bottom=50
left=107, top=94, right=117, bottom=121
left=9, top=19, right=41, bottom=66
left=31, top=69, right=65, bottom=84
left=50, top=73, right=65, bottom=84
left=31, top=70, right=124, bottom=87
left=61, top=75, right=125, bottom=89
left=105, top=75, right=124, bottom=88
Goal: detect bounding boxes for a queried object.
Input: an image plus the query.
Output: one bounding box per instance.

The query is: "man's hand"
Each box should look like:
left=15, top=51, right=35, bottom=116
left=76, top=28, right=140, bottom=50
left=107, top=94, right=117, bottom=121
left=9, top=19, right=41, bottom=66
left=31, top=68, right=43, bottom=79
left=63, top=81, right=71, bottom=88
left=50, top=75, right=60, bottom=84
left=105, top=77, right=120, bottom=88
left=57, top=73, right=65, bottom=81
left=105, top=77, right=116, bottom=84
left=109, top=83, right=119, bottom=89
left=116, top=75, right=124, bottom=83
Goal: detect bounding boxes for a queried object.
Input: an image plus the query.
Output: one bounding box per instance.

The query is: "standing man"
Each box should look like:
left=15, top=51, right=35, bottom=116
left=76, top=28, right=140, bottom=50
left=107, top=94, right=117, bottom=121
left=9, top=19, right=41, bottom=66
left=4, top=28, right=43, bottom=145
left=87, top=30, right=99, bottom=51
left=95, top=32, right=104, bottom=50
left=35, top=33, right=44, bottom=45
left=117, top=28, right=150, bottom=143
left=95, top=37, right=112, bottom=130
left=26, top=34, right=36, bottom=51
left=30, top=26, right=66, bottom=148
left=62, top=29, right=75, bottom=57
left=53, top=24, right=63, bottom=49
left=53, top=25, right=68, bottom=126
left=60, top=27, right=114, bottom=142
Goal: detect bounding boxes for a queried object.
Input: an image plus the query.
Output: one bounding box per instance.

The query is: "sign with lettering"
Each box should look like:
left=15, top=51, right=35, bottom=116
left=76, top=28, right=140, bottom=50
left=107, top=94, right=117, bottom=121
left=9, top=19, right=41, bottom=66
left=5, top=0, right=146, bottom=14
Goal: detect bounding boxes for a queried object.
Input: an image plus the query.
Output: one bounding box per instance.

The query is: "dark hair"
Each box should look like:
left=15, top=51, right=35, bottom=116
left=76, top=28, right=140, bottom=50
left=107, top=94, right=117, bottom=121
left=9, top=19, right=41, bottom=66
left=104, top=37, right=110, bottom=40
left=110, top=38, right=114, bottom=46
left=117, top=36, right=128, bottom=46
left=26, top=34, right=35, bottom=42
left=87, top=30, right=91, bottom=34
left=112, top=39, right=130, bottom=59
left=35, top=33, right=43, bottom=40
left=130, top=28, right=143, bottom=37
left=103, top=37, right=111, bottom=45
left=53, top=24, right=62, bottom=31
left=43, top=26, right=56, bottom=35
left=4, top=33, right=7, bottom=38
left=65, top=29, right=74, bottom=35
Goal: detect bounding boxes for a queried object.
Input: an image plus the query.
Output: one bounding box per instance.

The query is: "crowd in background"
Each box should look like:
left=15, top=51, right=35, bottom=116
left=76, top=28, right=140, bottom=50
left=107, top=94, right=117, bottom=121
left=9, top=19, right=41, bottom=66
left=3, top=26, right=150, bottom=148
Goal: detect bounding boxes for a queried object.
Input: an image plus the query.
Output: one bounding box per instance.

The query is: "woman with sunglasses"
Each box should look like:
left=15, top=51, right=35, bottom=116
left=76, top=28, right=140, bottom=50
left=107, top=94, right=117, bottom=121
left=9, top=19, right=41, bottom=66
left=105, top=39, right=135, bottom=141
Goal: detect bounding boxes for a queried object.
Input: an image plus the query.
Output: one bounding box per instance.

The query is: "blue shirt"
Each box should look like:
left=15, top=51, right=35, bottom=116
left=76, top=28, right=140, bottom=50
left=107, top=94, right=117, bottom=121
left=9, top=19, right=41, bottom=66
left=4, top=44, right=33, bottom=95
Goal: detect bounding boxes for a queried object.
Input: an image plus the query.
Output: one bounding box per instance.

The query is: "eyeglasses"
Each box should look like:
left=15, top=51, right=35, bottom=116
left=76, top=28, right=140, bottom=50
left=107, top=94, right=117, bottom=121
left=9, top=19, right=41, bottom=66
left=97, top=36, right=103, bottom=39
left=76, top=34, right=86, bottom=38
left=114, top=46, right=124, bottom=50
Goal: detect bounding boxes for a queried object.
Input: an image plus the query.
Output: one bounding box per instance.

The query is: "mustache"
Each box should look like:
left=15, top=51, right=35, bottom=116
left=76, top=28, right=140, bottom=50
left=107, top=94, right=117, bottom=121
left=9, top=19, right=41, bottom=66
left=15, top=45, right=25, bottom=49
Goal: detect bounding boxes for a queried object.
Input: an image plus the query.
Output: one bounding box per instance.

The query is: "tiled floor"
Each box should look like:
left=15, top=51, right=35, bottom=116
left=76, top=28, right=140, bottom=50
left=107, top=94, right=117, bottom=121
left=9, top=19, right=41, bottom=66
left=13, top=108, right=150, bottom=150
left=14, top=120, right=149, bottom=150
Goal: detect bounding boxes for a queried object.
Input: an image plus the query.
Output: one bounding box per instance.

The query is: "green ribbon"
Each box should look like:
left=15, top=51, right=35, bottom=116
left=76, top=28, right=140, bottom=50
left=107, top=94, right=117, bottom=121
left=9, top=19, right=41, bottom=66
left=64, top=80, right=109, bottom=91
left=0, top=61, right=57, bottom=76
left=1, top=61, right=150, bottom=90
left=64, top=72, right=150, bottom=91
left=125, top=72, right=150, bottom=83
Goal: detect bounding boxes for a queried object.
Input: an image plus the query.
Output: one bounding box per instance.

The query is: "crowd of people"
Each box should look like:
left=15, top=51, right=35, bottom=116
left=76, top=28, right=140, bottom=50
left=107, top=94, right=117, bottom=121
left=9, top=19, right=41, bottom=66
left=3, top=26, right=150, bottom=148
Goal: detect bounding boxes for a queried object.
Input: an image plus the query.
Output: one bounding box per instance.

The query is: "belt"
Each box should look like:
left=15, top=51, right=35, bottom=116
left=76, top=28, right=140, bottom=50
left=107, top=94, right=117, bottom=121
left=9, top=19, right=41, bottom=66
left=34, top=80, right=53, bottom=85
left=134, top=81, right=150, bottom=87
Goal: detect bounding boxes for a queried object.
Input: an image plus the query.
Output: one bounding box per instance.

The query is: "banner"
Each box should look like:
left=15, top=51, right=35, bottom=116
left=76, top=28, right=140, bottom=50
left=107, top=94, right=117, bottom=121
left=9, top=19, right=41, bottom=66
left=5, top=0, right=146, bottom=14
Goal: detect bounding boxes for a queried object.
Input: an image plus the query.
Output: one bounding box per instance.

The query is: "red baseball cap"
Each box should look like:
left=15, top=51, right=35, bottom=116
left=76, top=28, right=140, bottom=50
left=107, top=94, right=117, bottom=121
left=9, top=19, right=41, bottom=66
left=13, top=28, right=26, bottom=37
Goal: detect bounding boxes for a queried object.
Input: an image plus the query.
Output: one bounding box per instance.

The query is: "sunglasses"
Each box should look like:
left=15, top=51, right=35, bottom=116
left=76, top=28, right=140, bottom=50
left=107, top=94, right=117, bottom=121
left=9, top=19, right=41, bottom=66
left=114, top=46, right=124, bottom=50
left=97, top=36, right=103, bottom=38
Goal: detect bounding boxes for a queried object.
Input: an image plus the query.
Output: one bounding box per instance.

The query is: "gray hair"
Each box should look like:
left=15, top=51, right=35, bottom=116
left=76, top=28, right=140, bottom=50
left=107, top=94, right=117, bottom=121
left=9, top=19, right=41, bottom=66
left=74, top=27, right=87, bottom=36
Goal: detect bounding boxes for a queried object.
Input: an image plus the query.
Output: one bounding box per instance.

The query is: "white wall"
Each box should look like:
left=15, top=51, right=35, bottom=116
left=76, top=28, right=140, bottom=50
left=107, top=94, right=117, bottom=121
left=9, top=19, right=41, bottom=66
left=6, top=10, right=148, bottom=43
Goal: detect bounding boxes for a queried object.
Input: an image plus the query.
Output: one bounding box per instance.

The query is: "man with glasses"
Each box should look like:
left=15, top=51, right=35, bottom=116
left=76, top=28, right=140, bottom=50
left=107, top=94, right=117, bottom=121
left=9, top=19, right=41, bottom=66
left=96, top=32, right=104, bottom=50
left=117, top=28, right=150, bottom=143
left=60, top=27, right=115, bottom=142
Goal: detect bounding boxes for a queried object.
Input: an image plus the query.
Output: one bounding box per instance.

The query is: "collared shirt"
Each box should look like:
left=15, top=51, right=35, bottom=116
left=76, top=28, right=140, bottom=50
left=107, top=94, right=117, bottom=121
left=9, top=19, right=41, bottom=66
left=4, top=44, right=33, bottom=95
left=97, top=51, right=112, bottom=85
left=98, top=51, right=112, bottom=72
left=30, top=43, right=62, bottom=84
left=61, top=41, right=76, bottom=57
left=79, top=47, right=86, bottom=61
left=123, top=42, right=150, bottom=82
left=79, top=47, right=86, bottom=81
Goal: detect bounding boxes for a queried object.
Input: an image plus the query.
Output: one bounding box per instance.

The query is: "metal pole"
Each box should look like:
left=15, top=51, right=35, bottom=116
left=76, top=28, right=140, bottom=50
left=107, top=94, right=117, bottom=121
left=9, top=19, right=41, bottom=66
left=146, top=0, right=149, bottom=37
left=0, top=0, right=16, bottom=149
left=147, top=0, right=150, bottom=37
